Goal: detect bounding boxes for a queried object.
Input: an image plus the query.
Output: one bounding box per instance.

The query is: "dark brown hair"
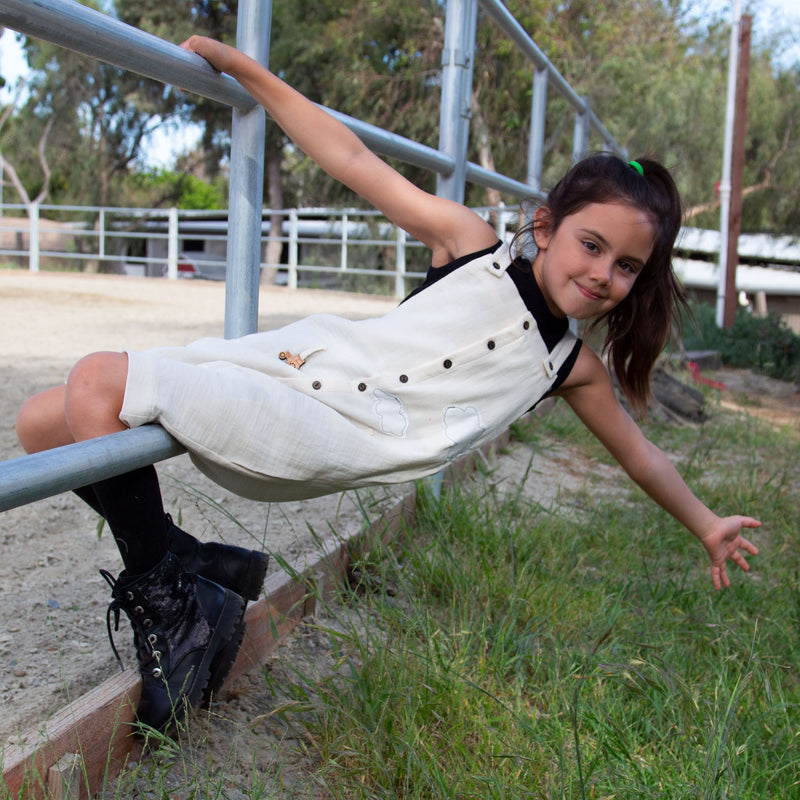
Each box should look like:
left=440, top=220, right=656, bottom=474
left=514, top=153, right=687, bottom=414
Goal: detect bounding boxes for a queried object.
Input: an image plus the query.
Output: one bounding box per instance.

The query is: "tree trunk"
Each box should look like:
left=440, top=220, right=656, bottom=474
left=262, top=151, right=283, bottom=285
left=471, top=87, right=502, bottom=227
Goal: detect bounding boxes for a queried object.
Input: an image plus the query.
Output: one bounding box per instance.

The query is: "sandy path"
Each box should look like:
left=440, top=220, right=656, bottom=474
left=0, top=269, right=402, bottom=744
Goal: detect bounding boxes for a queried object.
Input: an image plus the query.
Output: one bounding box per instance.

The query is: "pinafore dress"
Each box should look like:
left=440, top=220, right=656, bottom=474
left=120, top=241, right=581, bottom=501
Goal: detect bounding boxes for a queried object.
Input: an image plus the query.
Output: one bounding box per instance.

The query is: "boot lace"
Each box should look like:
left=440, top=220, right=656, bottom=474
left=100, top=569, right=162, bottom=676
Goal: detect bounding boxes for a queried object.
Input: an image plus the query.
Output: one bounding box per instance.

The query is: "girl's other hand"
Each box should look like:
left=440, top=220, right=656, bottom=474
left=700, top=516, right=761, bottom=590
left=180, top=35, right=239, bottom=75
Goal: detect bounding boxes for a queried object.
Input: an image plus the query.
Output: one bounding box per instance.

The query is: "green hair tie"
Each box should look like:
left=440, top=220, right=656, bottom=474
left=627, top=159, right=644, bottom=176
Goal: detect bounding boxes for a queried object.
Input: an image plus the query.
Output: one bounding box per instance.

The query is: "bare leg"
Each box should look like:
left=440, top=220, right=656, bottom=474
left=16, top=385, right=74, bottom=454
left=16, top=351, right=129, bottom=454
left=16, top=351, right=247, bottom=730
left=17, top=351, right=168, bottom=573
left=63, top=351, right=129, bottom=441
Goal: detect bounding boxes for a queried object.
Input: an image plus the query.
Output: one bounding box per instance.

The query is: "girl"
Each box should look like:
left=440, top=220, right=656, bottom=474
left=15, top=35, right=760, bottom=732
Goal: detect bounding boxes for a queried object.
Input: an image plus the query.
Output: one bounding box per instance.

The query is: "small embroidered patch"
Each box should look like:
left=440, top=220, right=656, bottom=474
left=373, top=388, right=408, bottom=437
left=279, top=350, right=305, bottom=369
left=443, top=405, right=485, bottom=460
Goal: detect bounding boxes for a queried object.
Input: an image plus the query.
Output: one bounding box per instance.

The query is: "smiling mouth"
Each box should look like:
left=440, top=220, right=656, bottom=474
left=575, top=283, right=606, bottom=302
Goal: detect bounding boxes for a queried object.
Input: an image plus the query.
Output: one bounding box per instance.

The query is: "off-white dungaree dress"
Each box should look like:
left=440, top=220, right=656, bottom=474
left=120, top=241, right=581, bottom=501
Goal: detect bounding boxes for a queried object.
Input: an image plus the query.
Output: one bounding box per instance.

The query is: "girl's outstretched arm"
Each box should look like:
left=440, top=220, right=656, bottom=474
left=180, top=35, right=497, bottom=265
left=557, top=346, right=761, bottom=590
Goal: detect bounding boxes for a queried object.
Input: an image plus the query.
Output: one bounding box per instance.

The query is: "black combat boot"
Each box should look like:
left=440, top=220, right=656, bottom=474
left=166, top=515, right=269, bottom=602
left=102, top=552, right=246, bottom=732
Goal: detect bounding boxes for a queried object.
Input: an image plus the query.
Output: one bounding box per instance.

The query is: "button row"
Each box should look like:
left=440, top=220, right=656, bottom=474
left=308, top=320, right=532, bottom=391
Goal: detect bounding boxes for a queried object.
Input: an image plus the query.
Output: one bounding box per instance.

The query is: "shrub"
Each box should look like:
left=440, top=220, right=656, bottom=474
left=682, top=301, right=800, bottom=383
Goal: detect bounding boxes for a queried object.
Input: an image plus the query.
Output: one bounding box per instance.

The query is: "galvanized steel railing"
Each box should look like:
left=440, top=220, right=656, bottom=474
left=0, top=0, right=626, bottom=511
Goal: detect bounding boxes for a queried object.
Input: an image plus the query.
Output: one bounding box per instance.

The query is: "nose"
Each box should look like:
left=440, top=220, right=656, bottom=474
left=589, top=259, right=612, bottom=286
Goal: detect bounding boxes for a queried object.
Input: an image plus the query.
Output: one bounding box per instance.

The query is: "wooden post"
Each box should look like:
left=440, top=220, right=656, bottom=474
left=722, top=14, right=752, bottom=327
left=46, top=753, right=82, bottom=800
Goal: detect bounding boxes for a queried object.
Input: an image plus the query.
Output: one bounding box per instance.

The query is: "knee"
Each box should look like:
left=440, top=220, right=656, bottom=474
left=16, top=393, right=52, bottom=453
left=65, top=351, right=129, bottom=436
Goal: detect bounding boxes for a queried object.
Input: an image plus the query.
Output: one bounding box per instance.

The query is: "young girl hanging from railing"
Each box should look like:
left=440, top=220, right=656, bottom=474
left=15, top=35, right=760, bottom=733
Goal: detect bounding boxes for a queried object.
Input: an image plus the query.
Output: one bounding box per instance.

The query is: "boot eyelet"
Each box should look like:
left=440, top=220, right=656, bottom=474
left=134, top=605, right=144, bottom=615
left=153, top=650, right=162, bottom=659
left=147, top=633, right=158, bottom=645
left=143, top=619, right=153, bottom=628
left=125, top=591, right=135, bottom=601
left=152, top=667, right=162, bottom=678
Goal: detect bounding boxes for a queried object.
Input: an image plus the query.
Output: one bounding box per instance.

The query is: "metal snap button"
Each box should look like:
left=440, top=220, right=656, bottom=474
left=399, top=374, right=408, bottom=383
left=487, top=340, right=496, bottom=350
left=523, top=320, right=530, bottom=330
left=312, top=380, right=322, bottom=390
left=492, top=261, right=501, bottom=270
left=443, top=359, right=452, bottom=369
left=358, top=382, right=367, bottom=392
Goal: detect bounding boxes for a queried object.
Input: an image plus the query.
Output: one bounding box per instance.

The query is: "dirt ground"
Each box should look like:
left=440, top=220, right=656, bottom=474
left=0, top=269, right=405, bottom=747
left=0, top=269, right=797, bottom=797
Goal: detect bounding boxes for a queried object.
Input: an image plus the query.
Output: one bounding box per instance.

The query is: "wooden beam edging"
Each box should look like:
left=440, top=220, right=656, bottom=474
left=0, top=421, right=520, bottom=799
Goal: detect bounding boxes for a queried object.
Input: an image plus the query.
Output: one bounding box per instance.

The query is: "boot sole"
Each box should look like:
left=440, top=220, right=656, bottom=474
left=238, top=551, right=270, bottom=601
left=201, top=553, right=268, bottom=704
left=202, top=604, right=247, bottom=705
left=180, top=586, right=246, bottom=718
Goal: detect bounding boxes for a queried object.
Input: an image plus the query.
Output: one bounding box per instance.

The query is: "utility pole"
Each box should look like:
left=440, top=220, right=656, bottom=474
left=716, top=2, right=751, bottom=329
left=723, top=14, right=752, bottom=328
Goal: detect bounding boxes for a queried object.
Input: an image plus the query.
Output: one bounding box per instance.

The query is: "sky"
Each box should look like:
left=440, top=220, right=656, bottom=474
left=1, top=0, right=798, bottom=168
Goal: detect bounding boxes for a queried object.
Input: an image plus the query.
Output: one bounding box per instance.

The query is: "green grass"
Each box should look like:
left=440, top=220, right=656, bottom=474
left=4, top=398, right=796, bottom=799
left=284, top=401, right=800, bottom=799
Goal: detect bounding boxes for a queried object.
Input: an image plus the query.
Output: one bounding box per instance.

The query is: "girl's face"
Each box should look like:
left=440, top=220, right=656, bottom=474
left=532, top=201, right=656, bottom=320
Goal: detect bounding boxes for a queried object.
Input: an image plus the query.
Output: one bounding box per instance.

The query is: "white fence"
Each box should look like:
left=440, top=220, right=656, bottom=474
left=0, top=202, right=516, bottom=297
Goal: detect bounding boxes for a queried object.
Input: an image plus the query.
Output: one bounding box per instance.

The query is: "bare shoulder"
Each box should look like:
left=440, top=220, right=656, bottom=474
left=554, top=342, right=607, bottom=394
left=424, top=199, right=501, bottom=266
left=553, top=344, right=623, bottom=426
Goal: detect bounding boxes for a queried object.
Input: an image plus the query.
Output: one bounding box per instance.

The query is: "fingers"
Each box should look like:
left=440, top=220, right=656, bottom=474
left=710, top=525, right=761, bottom=590
left=731, top=549, right=750, bottom=572
left=711, top=565, right=729, bottom=591
left=739, top=516, right=762, bottom=534
left=711, top=566, right=721, bottom=591
left=738, top=535, right=759, bottom=556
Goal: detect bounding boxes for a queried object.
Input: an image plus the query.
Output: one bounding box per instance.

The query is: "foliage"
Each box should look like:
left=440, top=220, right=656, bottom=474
left=683, top=300, right=800, bottom=383
left=10, top=1, right=185, bottom=207
left=281, top=402, right=799, bottom=798
left=3, top=0, right=800, bottom=236
left=128, top=167, right=227, bottom=209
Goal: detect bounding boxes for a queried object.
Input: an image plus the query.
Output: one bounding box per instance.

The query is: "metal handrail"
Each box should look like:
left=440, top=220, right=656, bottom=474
left=0, top=0, right=628, bottom=512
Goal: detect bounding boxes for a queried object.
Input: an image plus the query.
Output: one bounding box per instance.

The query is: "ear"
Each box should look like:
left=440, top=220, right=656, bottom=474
left=532, top=206, right=554, bottom=251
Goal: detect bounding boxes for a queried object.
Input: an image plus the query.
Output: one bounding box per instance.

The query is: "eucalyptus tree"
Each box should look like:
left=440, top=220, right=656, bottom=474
left=10, top=3, right=183, bottom=208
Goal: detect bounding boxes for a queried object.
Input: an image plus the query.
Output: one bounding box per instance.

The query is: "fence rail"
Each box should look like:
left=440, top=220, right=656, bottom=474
left=0, top=202, right=516, bottom=296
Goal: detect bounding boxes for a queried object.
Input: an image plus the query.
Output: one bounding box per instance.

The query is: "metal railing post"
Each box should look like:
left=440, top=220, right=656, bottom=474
left=288, top=209, right=299, bottom=289
left=341, top=212, right=349, bottom=272
left=166, top=207, right=178, bottom=279
left=98, top=208, right=106, bottom=263
left=224, top=0, right=270, bottom=339
left=437, top=0, right=479, bottom=204
left=527, top=67, right=548, bottom=192
left=572, top=96, right=590, bottom=163
left=395, top=227, right=407, bottom=298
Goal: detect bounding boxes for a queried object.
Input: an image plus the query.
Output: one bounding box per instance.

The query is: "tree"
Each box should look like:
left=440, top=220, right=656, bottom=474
left=20, top=33, right=181, bottom=207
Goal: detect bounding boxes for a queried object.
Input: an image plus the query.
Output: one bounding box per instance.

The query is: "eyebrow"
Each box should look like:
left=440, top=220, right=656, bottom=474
left=577, top=228, right=647, bottom=267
